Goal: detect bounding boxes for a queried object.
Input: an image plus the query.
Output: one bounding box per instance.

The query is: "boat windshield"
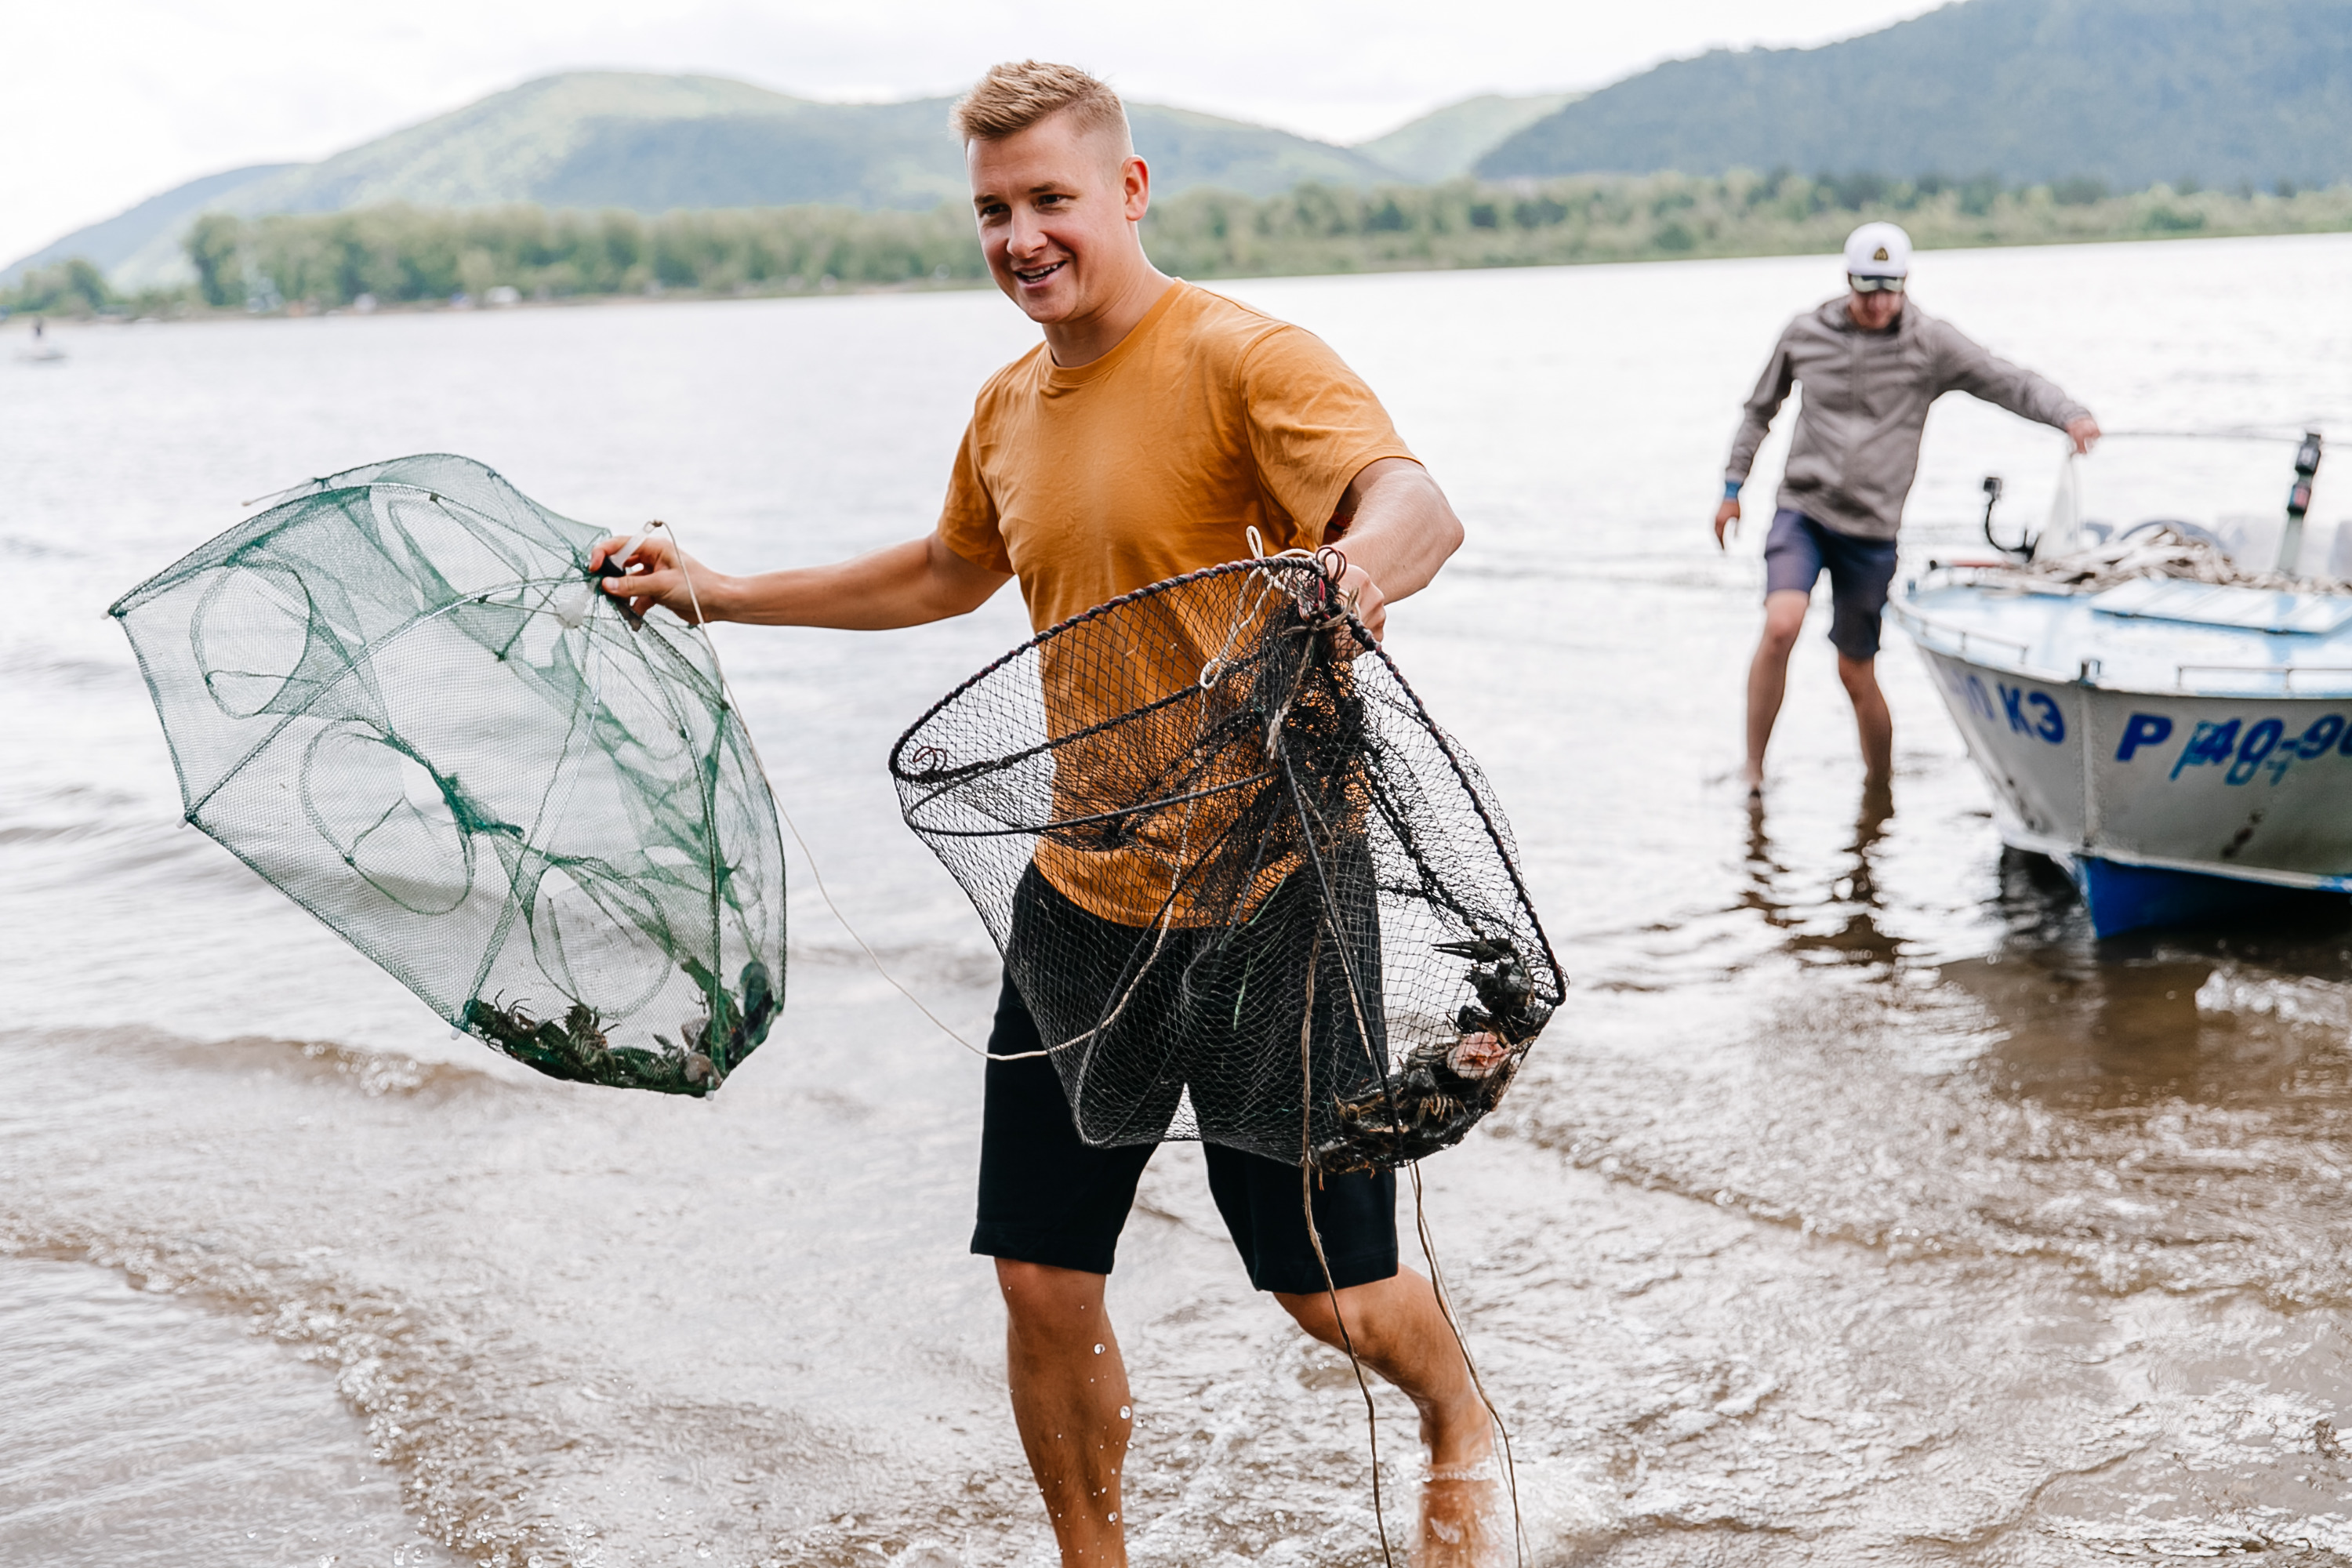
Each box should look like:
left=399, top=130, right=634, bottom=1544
left=2041, top=431, right=2332, bottom=575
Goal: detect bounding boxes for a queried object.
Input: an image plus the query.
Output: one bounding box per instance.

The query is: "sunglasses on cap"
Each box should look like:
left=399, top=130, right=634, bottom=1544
left=1848, top=274, right=1906, bottom=293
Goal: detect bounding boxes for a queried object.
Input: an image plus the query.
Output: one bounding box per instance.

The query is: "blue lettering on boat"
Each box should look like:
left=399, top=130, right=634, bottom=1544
left=2116, top=713, right=2172, bottom=761
left=2229, top=717, right=2287, bottom=785
left=2172, top=719, right=2242, bottom=780
left=1992, top=683, right=2065, bottom=745
left=2000, top=684, right=2029, bottom=734
left=2027, top=692, right=2064, bottom=743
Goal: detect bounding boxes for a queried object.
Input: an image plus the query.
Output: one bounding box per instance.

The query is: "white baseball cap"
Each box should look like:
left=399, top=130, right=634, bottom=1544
left=1844, top=221, right=1912, bottom=278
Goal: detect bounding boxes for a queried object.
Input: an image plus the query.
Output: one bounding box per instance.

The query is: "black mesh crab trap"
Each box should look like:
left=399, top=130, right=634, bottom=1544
left=109, top=454, right=786, bottom=1096
left=891, top=553, right=1563, bottom=1171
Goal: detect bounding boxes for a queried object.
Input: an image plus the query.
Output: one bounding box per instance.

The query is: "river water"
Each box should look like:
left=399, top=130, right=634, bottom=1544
left=5, top=232, right=2351, bottom=1566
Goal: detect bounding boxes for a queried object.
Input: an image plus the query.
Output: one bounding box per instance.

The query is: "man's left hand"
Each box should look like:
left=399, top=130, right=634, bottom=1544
left=2066, top=416, right=2102, bottom=455
left=1337, top=562, right=1388, bottom=641
left=1323, top=458, right=1462, bottom=646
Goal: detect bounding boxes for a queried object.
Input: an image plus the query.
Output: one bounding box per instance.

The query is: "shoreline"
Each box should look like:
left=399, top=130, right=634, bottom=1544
left=6, top=222, right=2347, bottom=333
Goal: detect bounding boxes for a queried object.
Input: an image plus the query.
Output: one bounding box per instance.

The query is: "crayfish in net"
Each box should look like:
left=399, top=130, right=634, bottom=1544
left=1315, top=937, right=1555, bottom=1173
left=462, top=958, right=775, bottom=1098
left=893, top=553, right=1564, bottom=1171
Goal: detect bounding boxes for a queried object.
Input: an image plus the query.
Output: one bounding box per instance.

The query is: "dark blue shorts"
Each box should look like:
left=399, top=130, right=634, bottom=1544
left=973, top=973, right=1399, bottom=1294
left=1763, top=508, right=1900, bottom=661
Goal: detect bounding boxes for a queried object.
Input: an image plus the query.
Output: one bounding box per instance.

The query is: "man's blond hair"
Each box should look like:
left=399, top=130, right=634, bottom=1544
left=951, top=60, right=1131, bottom=151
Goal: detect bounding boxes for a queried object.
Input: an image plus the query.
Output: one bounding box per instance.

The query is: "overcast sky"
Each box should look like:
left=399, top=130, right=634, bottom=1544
left=3, top=0, right=1946, bottom=266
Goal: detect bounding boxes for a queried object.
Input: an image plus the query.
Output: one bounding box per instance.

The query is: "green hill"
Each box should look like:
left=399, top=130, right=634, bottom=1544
left=1480, top=0, right=2352, bottom=188
left=1, top=164, right=296, bottom=284
left=1356, top=93, right=1579, bottom=183
left=30, top=71, right=1399, bottom=291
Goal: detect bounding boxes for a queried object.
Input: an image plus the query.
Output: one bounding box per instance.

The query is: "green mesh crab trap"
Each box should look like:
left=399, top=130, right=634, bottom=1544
left=110, top=454, right=785, bottom=1095
left=891, top=552, right=1563, bottom=1171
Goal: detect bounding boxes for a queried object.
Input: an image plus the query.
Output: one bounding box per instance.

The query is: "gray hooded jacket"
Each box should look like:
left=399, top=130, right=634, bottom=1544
left=1725, top=297, right=2089, bottom=541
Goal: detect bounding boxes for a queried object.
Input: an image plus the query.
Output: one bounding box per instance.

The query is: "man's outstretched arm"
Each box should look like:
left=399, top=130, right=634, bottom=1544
left=588, top=529, right=1011, bottom=629
left=1934, top=321, right=2102, bottom=454
left=1327, top=456, right=1464, bottom=641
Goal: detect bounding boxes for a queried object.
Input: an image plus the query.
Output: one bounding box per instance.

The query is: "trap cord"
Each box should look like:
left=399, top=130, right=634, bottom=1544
left=623, top=520, right=989, bottom=1058
left=630, top=522, right=1340, bottom=1066
left=1270, top=581, right=1525, bottom=1563
left=1411, top=1165, right=1527, bottom=1567
left=1294, top=937, right=1396, bottom=1568
left=1280, top=709, right=1523, bottom=1567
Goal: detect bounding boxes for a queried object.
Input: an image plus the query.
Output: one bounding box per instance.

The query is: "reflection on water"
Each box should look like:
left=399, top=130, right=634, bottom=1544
left=1741, top=781, right=1904, bottom=967
left=1965, top=847, right=2352, bottom=1112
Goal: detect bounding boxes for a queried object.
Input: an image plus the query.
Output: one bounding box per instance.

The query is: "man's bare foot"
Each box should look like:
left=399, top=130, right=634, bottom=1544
left=1417, top=1456, right=1508, bottom=1567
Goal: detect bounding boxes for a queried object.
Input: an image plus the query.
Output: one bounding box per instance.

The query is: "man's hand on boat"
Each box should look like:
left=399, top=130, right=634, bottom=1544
left=2067, top=416, right=2103, bottom=455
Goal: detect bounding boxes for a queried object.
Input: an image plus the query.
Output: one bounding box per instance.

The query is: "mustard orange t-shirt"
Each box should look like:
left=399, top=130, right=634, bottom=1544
left=936, top=281, right=1415, bottom=928
left=937, top=280, right=1417, bottom=631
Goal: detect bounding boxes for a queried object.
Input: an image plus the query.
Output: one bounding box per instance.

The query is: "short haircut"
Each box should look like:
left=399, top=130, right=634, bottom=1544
left=951, top=60, right=1131, bottom=152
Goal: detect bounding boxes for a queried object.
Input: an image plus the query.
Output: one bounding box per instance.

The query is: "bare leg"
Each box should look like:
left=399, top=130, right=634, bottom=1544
left=1744, top=590, right=1811, bottom=793
left=1276, top=1269, right=1500, bottom=1566
left=1836, top=652, right=1893, bottom=786
left=998, top=1261, right=1133, bottom=1566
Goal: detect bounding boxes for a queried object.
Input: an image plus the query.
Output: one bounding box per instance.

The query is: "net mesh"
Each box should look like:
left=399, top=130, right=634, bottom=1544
left=892, top=554, right=1563, bottom=1171
left=109, top=453, right=786, bottom=1096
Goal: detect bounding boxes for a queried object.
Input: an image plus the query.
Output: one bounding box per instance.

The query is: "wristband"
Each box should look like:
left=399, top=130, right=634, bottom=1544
left=1723, top=480, right=1743, bottom=501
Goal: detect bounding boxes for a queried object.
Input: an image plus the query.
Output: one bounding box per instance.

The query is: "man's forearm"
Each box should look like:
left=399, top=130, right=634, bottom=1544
left=1726, top=340, right=1795, bottom=484
left=1725, top=412, right=1772, bottom=488
left=713, top=533, right=1009, bottom=629
left=1335, top=461, right=1464, bottom=603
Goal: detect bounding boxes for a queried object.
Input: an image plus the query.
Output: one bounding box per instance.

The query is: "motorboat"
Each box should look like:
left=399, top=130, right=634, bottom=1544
left=1889, top=431, right=2350, bottom=937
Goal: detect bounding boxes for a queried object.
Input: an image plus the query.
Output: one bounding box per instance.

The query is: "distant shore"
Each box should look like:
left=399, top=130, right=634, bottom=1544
left=9, top=172, right=2348, bottom=321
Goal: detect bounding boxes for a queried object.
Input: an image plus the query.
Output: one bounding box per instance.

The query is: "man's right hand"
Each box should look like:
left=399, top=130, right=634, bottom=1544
left=1714, top=497, right=1742, bottom=550
left=590, top=531, right=722, bottom=624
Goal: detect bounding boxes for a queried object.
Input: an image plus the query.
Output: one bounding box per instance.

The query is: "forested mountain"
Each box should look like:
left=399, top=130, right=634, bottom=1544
left=18, top=1, right=2350, bottom=294
left=24, top=72, right=1396, bottom=289
left=1355, top=93, right=1577, bottom=182
left=2, top=164, right=297, bottom=281
left=1480, top=0, right=2352, bottom=188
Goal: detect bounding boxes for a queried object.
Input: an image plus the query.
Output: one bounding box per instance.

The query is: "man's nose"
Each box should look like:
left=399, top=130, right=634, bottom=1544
left=1005, top=211, right=1051, bottom=257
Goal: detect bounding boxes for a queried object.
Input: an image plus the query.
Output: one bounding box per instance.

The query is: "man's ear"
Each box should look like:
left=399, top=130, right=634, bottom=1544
left=1122, top=155, right=1152, bottom=223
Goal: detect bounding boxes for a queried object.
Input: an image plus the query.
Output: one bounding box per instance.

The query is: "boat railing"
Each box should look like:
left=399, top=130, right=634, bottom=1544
left=2174, top=662, right=2352, bottom=691
left=1888, top=601, right=2042, bottom=670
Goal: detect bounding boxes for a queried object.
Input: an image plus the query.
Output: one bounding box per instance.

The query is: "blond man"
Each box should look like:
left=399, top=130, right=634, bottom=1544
left=597, top=60, right=1501, bottom=1568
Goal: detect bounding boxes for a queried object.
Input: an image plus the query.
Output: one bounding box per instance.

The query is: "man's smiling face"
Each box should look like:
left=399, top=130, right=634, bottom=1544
left=967, top=111, right=1149, bottom=329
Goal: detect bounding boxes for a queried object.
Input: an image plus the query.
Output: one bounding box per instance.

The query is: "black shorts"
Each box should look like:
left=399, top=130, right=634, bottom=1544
left=1763, top=508, right=1900, bottom=661
left=972, top=971, right=1399, bottom=1294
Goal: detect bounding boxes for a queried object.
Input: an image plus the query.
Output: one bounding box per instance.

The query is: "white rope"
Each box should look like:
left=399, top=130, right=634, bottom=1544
left=601, top=524, right=1349, bottom=1067
left=615, top=522, right=989, bottom=1058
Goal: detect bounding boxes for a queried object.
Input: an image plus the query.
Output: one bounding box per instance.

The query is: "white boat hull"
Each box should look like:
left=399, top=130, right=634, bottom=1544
left=1893, top=580, right=2352, bottom=934
left=1911, top=648, right=2352, bottom=891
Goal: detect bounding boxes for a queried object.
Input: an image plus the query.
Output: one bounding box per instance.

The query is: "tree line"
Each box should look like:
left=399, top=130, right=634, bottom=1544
left=6, top=172, right=2347, bottom=318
